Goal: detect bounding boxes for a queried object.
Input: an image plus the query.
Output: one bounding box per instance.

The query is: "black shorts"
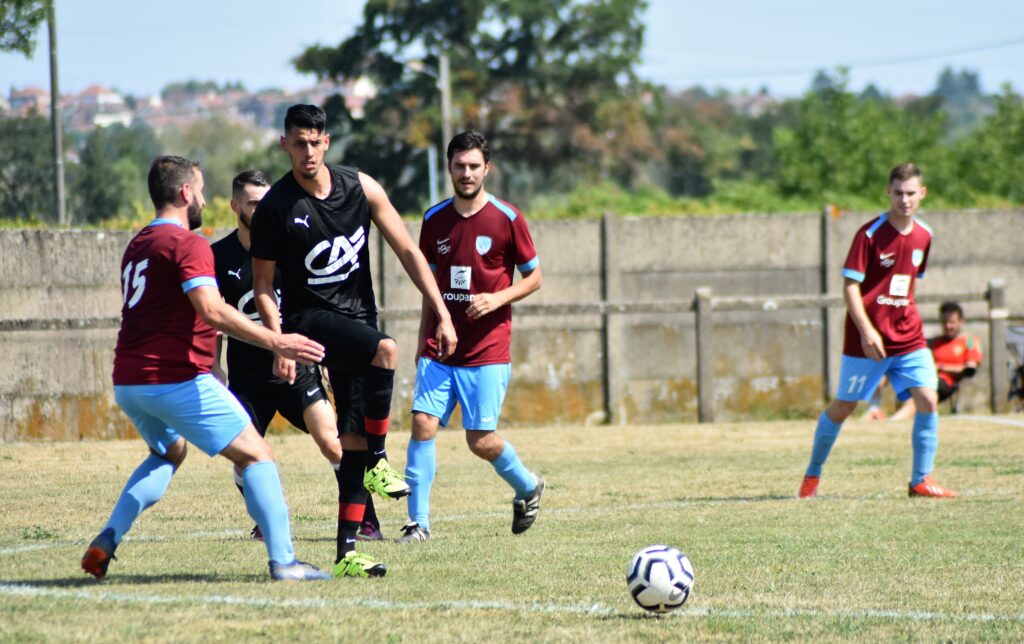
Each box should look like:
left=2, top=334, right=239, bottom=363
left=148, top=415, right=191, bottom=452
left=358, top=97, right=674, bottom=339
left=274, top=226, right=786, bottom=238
left=287, top=309, right=388, bottom=372
left=229, top=365, right=327, bottom=437
left=937, top=379, right=957, bottom=402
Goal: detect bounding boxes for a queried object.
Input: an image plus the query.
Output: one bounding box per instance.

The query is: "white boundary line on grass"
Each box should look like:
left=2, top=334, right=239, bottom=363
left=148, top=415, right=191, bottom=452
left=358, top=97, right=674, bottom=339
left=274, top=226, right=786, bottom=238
left=2, top=582, right=1024, bottom=624
left=951, top=415, right=1024, bottom=428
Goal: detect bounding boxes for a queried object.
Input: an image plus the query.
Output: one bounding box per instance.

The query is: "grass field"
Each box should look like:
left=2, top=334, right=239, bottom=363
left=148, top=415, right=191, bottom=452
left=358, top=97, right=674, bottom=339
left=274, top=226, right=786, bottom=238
left=2, top=415, right=1023, bottom=641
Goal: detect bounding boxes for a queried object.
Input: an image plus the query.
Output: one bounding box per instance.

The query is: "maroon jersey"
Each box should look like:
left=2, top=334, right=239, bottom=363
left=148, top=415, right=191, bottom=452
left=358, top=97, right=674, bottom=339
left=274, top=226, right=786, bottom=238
left=840, top=213, right=932, bottom=358
left=113, top=220, right=219, bottom=385
left=419, top=194, right=539, bottom=366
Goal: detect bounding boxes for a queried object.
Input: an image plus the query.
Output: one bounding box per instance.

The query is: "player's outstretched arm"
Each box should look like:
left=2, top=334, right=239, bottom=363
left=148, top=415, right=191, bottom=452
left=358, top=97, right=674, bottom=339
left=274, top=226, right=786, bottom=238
left=360, top=171, right=458, bottom=359
left=466, top=266, right=543, bottom=321
left=843, top=278, right=886, bottom=361
left=187, top=285, right=325, bottom=365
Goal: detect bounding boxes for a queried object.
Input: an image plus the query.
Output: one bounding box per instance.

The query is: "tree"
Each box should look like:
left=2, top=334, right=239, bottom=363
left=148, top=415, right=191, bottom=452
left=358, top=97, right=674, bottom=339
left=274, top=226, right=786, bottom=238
left=0, top=114, right=55, bottom=220
left=0, top=0, right=45, bottom=56
left=774, top=70, right=948, bottom=203
left=294, top=0, right=650, bottom=211
left=70, top=123, right=160, bottom=223
left=952, top=86, right=1024, bottom=201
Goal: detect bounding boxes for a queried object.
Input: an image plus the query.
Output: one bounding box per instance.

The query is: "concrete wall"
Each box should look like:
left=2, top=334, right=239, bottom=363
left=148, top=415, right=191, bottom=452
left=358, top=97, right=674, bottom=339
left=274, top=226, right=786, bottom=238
left=2, top=208, right=1021, bottom=441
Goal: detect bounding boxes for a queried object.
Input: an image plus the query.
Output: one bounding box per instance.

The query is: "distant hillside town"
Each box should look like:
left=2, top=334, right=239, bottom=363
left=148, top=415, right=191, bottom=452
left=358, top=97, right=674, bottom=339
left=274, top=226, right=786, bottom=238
left=1, top=78, right=374, bottom=134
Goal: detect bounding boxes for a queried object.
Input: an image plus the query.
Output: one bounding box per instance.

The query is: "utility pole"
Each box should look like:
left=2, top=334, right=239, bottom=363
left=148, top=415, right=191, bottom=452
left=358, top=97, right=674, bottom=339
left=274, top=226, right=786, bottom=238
left=45, top=0, right=66, bottom=226
left=438, top=52, right=453, bottom=198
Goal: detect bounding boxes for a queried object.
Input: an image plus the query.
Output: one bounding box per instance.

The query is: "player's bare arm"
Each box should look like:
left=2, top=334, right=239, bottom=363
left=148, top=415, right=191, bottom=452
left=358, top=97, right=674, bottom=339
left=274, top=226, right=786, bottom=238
left=252, top=257, right=298, bottom=382
left=212, top=333, right=226, bottom=383
left=466, top=266, right=543, bottom=321
left=842, top=278, right=886, bottom=361
left=187, top=284, right=324, bottom=366
left=359, top=171, right=458, bottom=360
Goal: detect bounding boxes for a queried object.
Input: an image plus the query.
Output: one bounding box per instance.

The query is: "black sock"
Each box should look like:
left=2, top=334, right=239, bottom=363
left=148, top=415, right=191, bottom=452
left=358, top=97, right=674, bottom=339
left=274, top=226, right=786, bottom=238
left=363, top=365, right=395, bottom=469
left=363, top=495, right=379, bottom=529
left=336, top=450, right=368, bottom=562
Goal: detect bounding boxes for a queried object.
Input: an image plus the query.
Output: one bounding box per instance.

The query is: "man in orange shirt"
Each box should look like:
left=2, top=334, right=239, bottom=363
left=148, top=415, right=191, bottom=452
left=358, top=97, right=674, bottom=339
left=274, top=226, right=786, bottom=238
left=890, top=301, right=982, bottom=419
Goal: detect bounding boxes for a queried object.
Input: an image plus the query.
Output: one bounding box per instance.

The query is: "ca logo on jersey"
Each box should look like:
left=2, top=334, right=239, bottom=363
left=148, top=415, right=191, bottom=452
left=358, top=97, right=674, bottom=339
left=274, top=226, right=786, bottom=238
left=237, top=289, right=282, bottom=321
left=475, top=235, right=492, bottom=255
left=305, top=227, right=366, bottom=285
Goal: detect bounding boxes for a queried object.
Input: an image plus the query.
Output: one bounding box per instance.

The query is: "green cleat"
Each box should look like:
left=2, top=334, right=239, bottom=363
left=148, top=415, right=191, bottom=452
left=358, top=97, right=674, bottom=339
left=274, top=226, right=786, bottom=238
left=332, top=551, right=387, bottom=578
left=363, top=459, right=411, bottom=499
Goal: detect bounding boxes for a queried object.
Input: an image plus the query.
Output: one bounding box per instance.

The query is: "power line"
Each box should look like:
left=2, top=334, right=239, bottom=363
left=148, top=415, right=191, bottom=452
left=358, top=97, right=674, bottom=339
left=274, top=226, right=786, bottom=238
left=647, top=35, right=1024, bottom=83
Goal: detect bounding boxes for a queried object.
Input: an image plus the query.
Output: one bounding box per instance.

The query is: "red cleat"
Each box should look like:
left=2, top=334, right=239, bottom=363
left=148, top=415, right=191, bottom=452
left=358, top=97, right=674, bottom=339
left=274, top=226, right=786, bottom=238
left=81, top=533, right=116, bottom=580
left=908, top=475, right=958, bottom=498
left=798, top=475, right=820, bottom=499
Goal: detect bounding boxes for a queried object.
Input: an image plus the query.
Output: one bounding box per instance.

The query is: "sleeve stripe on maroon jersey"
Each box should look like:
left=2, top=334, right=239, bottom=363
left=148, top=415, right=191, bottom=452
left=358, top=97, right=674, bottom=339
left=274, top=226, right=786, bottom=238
left=865, top=213, right=888, bottom=238
left=424, top=198, right=453, bottom=221
left=182, top=276, right=217, bottom=293
left=487, top=194, right=518, bottom=221
left=841, top=268, right=865, bottom=282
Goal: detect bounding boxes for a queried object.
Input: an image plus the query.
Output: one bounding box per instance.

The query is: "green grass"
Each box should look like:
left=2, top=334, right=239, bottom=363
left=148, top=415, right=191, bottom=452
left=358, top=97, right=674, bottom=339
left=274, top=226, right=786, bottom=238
left=2, top=416, right=1023, bottom=641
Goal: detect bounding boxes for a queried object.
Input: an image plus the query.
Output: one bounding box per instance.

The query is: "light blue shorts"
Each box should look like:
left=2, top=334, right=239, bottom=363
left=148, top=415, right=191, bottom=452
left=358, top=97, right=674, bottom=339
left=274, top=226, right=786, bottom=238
left=411, top=358, right=511, bottom=430
left=835, top=348, right=938, bottom=402
left=114, top=374, right=251, bottom=457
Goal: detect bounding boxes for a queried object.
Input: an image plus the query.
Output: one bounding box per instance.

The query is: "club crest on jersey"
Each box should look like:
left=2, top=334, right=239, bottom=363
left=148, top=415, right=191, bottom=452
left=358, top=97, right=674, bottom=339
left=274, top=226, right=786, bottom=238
left=475, top=235, right=492, bottom=255
left=911, top=249, right=924, bottom=267
left=437, top=237, right=451, bottom=255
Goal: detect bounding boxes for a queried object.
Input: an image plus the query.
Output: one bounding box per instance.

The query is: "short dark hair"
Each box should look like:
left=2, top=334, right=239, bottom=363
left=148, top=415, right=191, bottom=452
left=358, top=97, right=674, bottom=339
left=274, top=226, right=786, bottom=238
left=232, top=170, right=269, bottom=198
left=148, top=155, right=199, bottom=210
left=447, top=130, right=490, bottom=163
left=284, top=104, right=326, bottom=134
left=889, top=162, right=922, bottom=184
left=939, top=301, right=964, bottom=318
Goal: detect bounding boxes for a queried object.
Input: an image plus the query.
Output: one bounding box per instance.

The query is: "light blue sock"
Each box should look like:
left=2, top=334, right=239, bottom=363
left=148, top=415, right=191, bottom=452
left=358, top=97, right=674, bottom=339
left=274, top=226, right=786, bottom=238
left=911, top=412, right=939, bottom=486
left=405, top=438, right=436, bottom=531
left=491, top=441, right=536, bottom=499
left=806, top=411, right=843, bottom=477
left=242, top=461, right=294, bottom=566
left=105, top=453, right=175, bottom=545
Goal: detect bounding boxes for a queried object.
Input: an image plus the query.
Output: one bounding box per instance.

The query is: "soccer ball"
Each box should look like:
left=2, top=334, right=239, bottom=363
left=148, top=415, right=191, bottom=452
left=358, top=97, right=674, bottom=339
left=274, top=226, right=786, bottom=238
left=626, top=545, right=694, bottom=613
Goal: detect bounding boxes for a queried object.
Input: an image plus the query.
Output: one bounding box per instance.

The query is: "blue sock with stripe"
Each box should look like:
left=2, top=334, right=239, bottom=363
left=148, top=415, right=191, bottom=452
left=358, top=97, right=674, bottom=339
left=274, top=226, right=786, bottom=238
left=491, top=441, right=536, bottom=499
left=806, top=411, right=843, bottom=477
left=405, top=438, right=436, bottom=531
left=105, top=453, right=176, bottom=545
left=242, top=461, right=295, bottom=566
left=911, top=412, right=939, bottom=486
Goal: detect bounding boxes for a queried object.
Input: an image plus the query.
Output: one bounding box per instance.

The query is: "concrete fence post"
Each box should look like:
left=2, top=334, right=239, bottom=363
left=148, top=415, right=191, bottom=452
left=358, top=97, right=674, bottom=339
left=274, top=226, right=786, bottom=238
left=601, top=211, right=624, bottom=424
left=695, top=287, right=714, bottom=423
left=987, top=278, right=1009, bottom=413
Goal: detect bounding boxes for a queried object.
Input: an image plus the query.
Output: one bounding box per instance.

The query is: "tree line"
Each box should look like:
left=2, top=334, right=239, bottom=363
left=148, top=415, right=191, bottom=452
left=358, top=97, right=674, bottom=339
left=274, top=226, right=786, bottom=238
left=1, top=0, right=1022, bottom=225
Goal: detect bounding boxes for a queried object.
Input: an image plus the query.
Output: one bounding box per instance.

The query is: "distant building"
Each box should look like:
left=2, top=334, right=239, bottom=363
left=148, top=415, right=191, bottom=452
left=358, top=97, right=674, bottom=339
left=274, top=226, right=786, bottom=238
left=9, top=87, right=50, bottom=116
left=66, top=85, right=133, bottom=130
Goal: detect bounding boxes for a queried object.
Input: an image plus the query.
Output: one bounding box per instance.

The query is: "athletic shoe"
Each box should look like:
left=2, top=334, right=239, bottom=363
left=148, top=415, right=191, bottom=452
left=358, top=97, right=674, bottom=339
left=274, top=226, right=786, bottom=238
left=798, top=475, right=820, bottom=499
left=250, top=525, right=264, bottom=542
left=332, top=551, right=387, bottom=578
left=81, top=528, right=117, bottom=580
left=269, top=559, right=332, bottom=581
left=512, top=473, right=545, bottom=534
left=363, top=460, right=411, bottom=499
left=395, top=522, right=430, bottom=544
left=908, top=476, right=958, bottom=498
left=356, top=521, right=383, bottom=542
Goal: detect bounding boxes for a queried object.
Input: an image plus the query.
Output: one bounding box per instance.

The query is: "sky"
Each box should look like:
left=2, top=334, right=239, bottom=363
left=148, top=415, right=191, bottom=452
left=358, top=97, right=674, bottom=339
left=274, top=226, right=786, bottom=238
left=1, top=0, right=1023, bottom=99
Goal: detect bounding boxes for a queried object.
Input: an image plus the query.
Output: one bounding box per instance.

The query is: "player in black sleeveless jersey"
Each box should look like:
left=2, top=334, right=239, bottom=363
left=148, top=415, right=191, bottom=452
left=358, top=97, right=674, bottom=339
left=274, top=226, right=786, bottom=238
left=251, top=105, right=457, bottom=578
left=212, top=171, right=381, bottom=543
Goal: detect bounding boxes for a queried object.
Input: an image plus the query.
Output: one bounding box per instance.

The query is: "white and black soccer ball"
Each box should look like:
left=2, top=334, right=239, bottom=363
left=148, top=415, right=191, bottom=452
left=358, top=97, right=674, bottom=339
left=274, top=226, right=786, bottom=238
left=626, top=545, right=694, bottom=613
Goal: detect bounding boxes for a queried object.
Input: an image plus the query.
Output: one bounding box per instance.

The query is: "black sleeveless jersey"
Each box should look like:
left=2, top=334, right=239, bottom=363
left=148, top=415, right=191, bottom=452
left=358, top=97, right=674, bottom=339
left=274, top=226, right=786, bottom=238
left=211, top=230, right=288, bottom=390
left=249, top=164, right=376, bottom=323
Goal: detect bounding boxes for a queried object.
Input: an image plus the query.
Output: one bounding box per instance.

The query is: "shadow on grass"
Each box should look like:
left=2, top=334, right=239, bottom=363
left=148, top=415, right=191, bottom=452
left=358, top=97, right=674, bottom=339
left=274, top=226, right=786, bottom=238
left=1, top=572, right=264, bottom=588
